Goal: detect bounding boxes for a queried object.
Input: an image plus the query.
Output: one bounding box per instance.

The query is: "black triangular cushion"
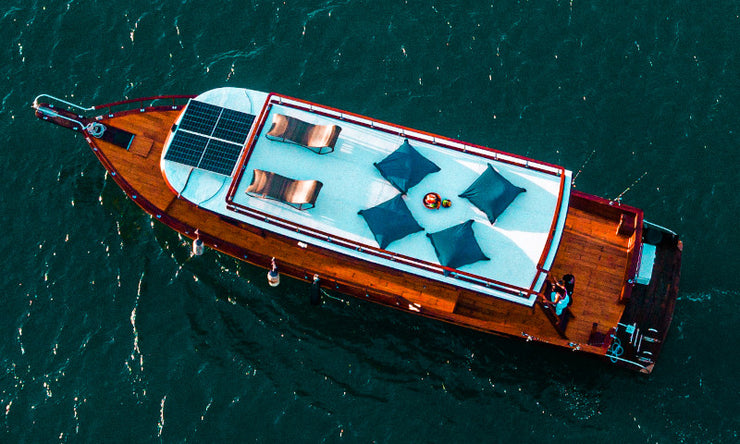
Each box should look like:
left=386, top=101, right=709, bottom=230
left=459, top=164, right=526, bottom=224
left=426, top=220, right=489, bottom=270
left=374, top=139, right=440, bottom=193
left=358, top=194, right=423, bottom=249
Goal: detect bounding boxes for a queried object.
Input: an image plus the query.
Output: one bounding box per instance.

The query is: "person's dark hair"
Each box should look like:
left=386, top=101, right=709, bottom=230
left=562, top=274, right=575, bottom=294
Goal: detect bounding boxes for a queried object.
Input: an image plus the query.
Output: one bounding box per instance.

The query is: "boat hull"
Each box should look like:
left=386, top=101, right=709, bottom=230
left=33, top=95, right=682, bottom=373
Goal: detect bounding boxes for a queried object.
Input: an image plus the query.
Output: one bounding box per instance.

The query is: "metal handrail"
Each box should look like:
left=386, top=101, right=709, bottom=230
left=605, top=352, right=649, bottom=370
left=32, top=94, right=95, bottom=113
left=33, top=93, right=195, bottom=116
left=92, top=95, right=194, bottom=112
left=272, top=94, right=566, bottom=176
left=33, top=93, right=193, bottom=141
left=644, top=220, right=678, bottom=236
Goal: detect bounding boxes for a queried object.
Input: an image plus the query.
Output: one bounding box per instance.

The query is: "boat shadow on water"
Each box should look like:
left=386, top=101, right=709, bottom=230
left=170, top=240, right=624, bottom=384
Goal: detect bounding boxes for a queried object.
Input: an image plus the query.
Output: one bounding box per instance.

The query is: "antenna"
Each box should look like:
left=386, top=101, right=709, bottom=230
left=571, top=149, right=596, bottom=188
left=612, top=171, right=648, bottom=204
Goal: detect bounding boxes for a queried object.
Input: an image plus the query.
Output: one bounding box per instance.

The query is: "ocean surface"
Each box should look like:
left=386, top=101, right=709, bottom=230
left=1, top=0, right=738, bottom=442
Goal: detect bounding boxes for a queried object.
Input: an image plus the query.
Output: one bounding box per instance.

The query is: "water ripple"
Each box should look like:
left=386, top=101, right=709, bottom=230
left=1, top=0, right=738, bottom=441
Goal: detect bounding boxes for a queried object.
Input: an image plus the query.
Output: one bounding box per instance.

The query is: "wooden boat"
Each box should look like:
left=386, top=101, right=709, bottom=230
left=32, top=87, right=682, bottom=373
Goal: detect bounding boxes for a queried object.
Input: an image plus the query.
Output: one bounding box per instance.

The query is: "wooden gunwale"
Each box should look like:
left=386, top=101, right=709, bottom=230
left=225, top=93, right=569, bottom=300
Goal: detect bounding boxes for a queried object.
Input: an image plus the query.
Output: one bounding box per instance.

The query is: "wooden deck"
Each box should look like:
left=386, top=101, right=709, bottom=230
left=452, top=197, right=633, bottom=345
left=37, top=104, right=680, bottom=372
left=547, top=200, right=631, bottom=343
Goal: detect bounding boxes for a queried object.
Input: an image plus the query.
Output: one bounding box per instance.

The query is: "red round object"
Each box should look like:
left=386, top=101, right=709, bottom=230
left=424, top=192, right=441, bottom=209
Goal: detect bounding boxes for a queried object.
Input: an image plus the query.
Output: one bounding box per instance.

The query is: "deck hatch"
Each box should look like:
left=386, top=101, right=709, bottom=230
left=165, top=100, right=256, bottom=176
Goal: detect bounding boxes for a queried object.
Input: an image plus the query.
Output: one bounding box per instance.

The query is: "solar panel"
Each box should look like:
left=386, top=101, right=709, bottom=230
left=164, top=100, right=256, bottom=175
left=200, top=139, right=243, bottom=176
left=164, top=131, right=209, bottom=166
left=178, top=100, right=221, bottom=135
left=213, top=108, right=255, bottom=144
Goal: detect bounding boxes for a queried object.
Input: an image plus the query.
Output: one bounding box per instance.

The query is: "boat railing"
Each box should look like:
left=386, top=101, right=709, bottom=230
left=33, top=93, right=194, bottom=120
left=33, top=94, right=96, bottom=114
left=33, top=93, right=194, bottom=138
left=224, top=92, right=558, bottom=305
left=643, top=220, right=678, bottom=236
left=227, top=202, right=539, bottom=304
left=90, top=95, right=195, bottom=118
left=271, top=94, right=564, bottom=177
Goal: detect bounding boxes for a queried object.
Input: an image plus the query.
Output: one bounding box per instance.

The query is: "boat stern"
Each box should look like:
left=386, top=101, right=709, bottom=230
left=608, top=221, right=682, bottom=373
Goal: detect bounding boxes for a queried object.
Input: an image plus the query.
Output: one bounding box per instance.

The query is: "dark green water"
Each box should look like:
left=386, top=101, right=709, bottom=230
left=2, top=0, right=738, bottom=441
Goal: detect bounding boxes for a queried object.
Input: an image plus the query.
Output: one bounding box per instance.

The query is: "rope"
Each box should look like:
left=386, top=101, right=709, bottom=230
left=607, top=336, right=624, bottom=363
left=320, top=288, right=347, bottom=303
left=86, top=122, right=106, bottom=138
left=243, top=90, right=254, bottom=114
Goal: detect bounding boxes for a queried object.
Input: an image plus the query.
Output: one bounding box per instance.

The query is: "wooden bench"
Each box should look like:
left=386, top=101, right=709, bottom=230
left=617, top=212, right=637, bottom=237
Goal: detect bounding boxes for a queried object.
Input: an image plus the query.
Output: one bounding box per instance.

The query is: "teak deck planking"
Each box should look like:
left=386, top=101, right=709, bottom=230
left=73, top=108, right=659, bottom=365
